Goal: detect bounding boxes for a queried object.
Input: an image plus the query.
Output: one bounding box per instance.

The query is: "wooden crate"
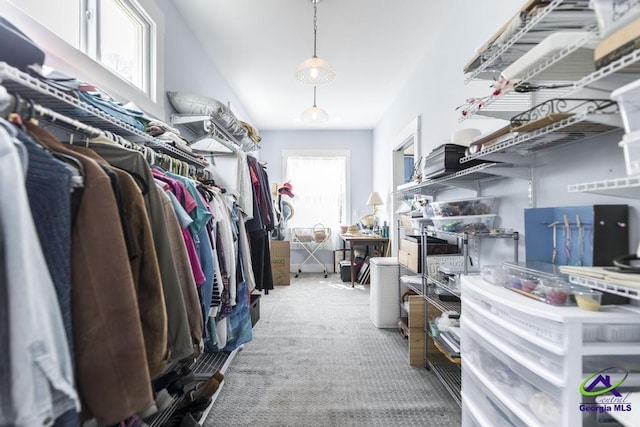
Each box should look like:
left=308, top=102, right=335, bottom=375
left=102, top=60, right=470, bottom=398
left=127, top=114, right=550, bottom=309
left=408, top=295, right=425, bottom=366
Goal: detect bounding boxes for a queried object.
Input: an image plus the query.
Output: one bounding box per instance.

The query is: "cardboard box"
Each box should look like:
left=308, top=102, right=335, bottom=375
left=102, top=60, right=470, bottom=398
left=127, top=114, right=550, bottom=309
left=270, top=240, right=291, bottom=285
left=399, top=238, right=421, bottom=273
left=595, top=17, right=640, bottom=70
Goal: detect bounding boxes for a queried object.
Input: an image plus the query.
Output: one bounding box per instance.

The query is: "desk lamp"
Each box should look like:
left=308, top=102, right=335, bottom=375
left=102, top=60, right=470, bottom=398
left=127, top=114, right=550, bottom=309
left=366, top=192, right=384, bottom=229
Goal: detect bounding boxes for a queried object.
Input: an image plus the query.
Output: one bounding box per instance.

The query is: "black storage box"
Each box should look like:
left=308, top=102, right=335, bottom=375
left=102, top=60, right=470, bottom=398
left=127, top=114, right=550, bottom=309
left=404, top=234, right=459, bottom=255
left=422, top=144, right=486, bottom=179
left=340, top=260, right=352, bottom=282
left=250, top=294, right=261, bottom=327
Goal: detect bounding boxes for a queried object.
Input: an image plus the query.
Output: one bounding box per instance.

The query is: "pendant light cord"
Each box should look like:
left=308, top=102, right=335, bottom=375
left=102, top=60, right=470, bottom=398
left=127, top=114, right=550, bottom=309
left=313, top=86, right=317, bottom=107
left=313, top=2, right=318, bottom=58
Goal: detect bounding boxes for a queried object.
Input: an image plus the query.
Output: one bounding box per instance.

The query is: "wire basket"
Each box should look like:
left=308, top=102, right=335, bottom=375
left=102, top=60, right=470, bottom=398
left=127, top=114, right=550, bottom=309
left=292, top=224, right=331, bottom=244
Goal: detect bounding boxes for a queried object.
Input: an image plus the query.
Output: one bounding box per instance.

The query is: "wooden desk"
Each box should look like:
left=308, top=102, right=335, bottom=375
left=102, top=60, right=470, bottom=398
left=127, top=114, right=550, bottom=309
left=340, top=234, right=389, bottom=287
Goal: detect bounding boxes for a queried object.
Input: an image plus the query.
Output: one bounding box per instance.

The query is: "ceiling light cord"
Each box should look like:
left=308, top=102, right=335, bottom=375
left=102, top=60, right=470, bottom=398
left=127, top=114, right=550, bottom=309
left=313, top=86, right=318, bottom=107
left=312, top=2, right=318, bottom=58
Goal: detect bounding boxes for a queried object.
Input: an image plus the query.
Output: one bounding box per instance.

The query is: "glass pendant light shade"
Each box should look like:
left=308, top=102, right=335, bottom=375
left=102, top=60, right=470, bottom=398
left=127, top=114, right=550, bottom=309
left=295, top=56, right=335, bottom=85
left=295, top=0, right=335, bottom=86
left=301, top=104, right=329, bottom=123
left=301, top=86, right=329, bottom=123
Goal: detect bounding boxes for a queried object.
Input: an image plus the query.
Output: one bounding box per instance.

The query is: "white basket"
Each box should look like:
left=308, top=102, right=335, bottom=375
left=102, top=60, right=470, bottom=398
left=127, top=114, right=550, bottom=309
left=618, top=130, right=640, bottom=176
left=611, top=78, right=640, bottom=134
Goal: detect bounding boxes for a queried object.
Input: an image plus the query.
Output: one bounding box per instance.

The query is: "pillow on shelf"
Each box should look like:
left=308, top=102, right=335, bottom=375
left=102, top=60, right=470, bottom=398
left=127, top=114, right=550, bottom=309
left=166, top=91, right=248, bottom=138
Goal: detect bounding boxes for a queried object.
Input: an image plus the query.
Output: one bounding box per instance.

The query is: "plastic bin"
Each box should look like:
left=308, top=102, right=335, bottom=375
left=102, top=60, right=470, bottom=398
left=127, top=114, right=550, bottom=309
left=431, top=196, right=495, bottom=217
left=250, top=294, right=260, bottom=327
left=464, top=301, right=566, bottom=376
left=463, top=282, right=566, bottom=345
left=431, top=214, right=496, bottom=232
left=369, top=257, right=399, bottom=328
left=611, top=79, right=640, bottom=134
left=339, top=260, right=351, bottom=282
left=618, top=130, right=640, bottom=176
left=590, top=0, right=640, bottom=37
left=464, top=323, right=564, bottom=406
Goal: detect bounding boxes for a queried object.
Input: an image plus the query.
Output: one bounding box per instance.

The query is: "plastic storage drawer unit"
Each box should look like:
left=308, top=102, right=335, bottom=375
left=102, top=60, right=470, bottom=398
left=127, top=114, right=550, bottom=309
left=463, top=299, right=566, bottom=378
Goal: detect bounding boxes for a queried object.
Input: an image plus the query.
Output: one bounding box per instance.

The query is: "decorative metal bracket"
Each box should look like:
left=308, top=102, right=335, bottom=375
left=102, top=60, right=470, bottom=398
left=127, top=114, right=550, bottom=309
left=510, top=98, right=618, bottom=128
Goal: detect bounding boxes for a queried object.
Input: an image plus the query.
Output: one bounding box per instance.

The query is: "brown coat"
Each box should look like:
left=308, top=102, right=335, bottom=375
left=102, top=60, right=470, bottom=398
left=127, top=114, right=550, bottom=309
left=66, top=145, right=169, bottom=378
left=88, top=140, right=195, bottom=362
left=157, top=186, right=204, bottom=354
left=26, top=124, right=153, bottom=425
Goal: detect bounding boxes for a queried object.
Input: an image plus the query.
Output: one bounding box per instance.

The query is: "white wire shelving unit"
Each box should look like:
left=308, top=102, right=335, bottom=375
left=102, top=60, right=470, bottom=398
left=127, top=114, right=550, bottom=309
left=170, top=113, right=260, bottom=154
left=464, top=0, right=594, bottom=82
left=0, top=62, right=209, bottom=168
left=146, top=347, right=242, bottom=427
left=568, top=275, right=640, bottom=301
left=568, top=175, right=640, bottom=197
left=393, top=162, right=530, bottom=197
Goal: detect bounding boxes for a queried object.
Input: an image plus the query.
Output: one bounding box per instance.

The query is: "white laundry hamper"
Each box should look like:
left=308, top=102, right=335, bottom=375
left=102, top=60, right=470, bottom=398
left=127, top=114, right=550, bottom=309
left=369, top=257, right=399, bottom=328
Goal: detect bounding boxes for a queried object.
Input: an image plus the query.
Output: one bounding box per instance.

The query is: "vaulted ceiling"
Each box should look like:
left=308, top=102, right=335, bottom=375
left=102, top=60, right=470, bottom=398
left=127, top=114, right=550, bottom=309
left=171, top=0, right=439, bottom=130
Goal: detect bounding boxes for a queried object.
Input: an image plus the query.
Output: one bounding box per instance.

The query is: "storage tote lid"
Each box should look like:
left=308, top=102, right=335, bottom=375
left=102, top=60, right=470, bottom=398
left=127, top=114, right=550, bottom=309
left=369, top=257, right=398, bottom=266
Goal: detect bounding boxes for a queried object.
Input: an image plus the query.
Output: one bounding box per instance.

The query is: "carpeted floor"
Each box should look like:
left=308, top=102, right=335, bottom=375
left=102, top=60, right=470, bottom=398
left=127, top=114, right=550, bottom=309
left=205, top=273, right=461, bottom=427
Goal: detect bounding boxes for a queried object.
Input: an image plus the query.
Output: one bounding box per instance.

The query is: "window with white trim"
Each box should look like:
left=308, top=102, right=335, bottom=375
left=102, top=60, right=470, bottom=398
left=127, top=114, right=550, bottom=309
left=283, top=150, right=350, bottom=248
left=9, top=0, right=155, bottom=96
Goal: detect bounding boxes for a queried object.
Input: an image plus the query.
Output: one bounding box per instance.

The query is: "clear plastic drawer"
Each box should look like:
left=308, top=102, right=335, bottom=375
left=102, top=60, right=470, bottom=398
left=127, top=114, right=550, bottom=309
left=464, top=300, right=565, bottom=381
left=463, top=283, right=567, bottom=345
left=462, top=372, right=526, bottom=427
left=463, top=325, right=564, bottom=427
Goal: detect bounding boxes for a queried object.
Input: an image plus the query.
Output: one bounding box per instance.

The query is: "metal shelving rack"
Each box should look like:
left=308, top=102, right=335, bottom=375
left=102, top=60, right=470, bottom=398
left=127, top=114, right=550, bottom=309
left=461, top=0, right=597, bottom=119
left=170, top=113, right=260, bottom=153
left=416, top=227, right=519, bottom=408
left=464, top=0, right=594, bottom=82
left=146, top=347, right=242, bottom=427
left=455, top=1, right=640, bottom=425
left=568, top=274, right=640, bottom=300
left=568, top=174, right=640, bottom=197
left=393, top=163, right=531, bottom=197
left=0, top=62, right=209, bottom=168
left=460, top=101, right=621, bottom=164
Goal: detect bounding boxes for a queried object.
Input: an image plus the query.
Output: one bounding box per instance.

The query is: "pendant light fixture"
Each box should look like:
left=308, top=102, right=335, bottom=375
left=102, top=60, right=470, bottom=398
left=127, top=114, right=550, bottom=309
left=301, top=86, right=329, bottom=123
left=295, top=0, right=335, bottom=86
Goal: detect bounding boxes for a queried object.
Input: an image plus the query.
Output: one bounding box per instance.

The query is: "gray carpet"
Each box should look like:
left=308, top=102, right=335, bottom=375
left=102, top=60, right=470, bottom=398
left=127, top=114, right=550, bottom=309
left=205, top=273, right=461, bottom=427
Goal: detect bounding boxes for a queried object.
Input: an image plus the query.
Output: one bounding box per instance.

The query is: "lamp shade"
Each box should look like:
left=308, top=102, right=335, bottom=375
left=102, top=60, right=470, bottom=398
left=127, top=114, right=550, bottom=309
left=366, top=192, right=383, bottom=206
left=301, top=104, right=329, bottom=123
left=295, top=57, right=336, bottom=85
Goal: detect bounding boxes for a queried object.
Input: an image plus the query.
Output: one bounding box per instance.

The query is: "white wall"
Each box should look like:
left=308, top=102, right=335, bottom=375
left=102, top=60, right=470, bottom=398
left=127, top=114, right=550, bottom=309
left=373, top=0, right=640, bottom=263
left=260, top=129, right=374, bottom=270
left=157, top=0, right=253, bottom=124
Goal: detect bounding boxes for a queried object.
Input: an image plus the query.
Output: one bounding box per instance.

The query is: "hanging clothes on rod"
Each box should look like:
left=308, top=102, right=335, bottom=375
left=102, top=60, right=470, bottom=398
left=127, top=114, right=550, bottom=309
left=0, top=118, right=81, bottom=427
left=1, top=64, right=266, bottom=426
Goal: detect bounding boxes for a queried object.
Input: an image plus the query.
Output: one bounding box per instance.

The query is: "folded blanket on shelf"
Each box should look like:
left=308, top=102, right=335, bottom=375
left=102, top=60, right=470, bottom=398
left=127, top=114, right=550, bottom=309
left=240, top=120, right=261, bottom=143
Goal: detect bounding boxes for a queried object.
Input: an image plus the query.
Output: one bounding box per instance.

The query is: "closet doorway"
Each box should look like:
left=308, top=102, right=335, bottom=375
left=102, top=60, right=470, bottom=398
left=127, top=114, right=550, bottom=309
left=391, top=116, right=421, bottom=255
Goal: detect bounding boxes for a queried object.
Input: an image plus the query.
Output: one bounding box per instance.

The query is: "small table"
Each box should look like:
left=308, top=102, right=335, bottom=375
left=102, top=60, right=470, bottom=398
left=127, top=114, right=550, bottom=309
left=340, top=234, right=389, bottom=287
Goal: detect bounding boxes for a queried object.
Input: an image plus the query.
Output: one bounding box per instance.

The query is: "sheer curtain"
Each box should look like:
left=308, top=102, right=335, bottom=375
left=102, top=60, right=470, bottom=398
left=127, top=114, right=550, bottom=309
left=285, top=155, right=347, bottom=249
